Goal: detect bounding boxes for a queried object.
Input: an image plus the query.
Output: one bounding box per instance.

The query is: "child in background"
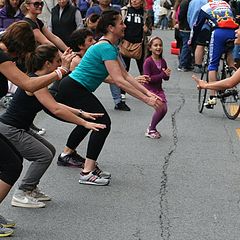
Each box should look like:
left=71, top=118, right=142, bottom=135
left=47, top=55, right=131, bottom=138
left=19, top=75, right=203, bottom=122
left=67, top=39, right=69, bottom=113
left=142, top=36, right=171, bottom=139
left=85, top=13, right=100, bottom=40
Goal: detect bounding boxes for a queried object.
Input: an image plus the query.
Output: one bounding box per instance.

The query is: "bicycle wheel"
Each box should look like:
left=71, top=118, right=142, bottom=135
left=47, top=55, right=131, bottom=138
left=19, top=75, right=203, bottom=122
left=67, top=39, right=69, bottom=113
left=198, top=65, right=208, bottom=113
left=220, top=68, right=240, bottom=120
left=221, top=84, right=240, bottom=120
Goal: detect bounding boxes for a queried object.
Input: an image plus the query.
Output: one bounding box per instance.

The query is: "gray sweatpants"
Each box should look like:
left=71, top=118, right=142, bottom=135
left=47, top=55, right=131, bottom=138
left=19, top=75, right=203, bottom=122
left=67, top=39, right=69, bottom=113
left=0, top=122, right=55, bottom=191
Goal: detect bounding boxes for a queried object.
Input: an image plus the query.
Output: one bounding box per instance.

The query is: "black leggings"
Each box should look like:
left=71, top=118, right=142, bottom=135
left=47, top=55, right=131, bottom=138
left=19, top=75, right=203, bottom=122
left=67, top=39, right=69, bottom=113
left=55, top=76, right=111, bottom=161
left=0, top=133, right=23, bottom=186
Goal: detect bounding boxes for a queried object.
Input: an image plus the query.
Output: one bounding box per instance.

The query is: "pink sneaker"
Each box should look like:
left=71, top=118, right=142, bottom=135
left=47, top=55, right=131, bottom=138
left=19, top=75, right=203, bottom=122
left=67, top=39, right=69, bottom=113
left=145, top=129, right=161, bottom=139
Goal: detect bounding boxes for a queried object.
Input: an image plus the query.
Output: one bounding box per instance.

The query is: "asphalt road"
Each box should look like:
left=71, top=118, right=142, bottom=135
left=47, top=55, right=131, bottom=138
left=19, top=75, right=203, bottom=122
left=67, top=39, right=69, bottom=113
left=1, top=29, right=240, bottom=240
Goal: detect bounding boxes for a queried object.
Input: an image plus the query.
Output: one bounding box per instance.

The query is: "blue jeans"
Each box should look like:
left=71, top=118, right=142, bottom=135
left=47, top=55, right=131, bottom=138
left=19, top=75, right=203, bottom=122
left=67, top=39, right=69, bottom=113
left=110, top=84, right=121, bottom=105
left=159, top=15, right=168, bottom=30
left=179, top=31, right=192, bottom=68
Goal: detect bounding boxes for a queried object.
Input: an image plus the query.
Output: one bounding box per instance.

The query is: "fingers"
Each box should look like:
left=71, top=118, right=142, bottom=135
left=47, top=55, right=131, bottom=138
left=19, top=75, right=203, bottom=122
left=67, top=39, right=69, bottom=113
left=92, top=113, right=104, bottom=117
left=192, top=74, right=199, bottom=82
left=91, top=123, right=106, bottom=131
left=192, top=75, right=203, bottom=89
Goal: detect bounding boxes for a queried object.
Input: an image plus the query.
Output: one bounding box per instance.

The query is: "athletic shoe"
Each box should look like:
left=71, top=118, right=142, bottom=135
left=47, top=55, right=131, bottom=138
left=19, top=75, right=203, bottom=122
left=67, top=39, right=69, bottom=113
left=0, top=95, right=13, bottom=109
left=79, top=170, right=110, bottom=186
left=26, top=187, right=51, bottom=201
left=204, top=97, right=217, bottom=109
left=177, top=66, right=193, bottom=72
left=11, top=191, right=45, bottom=208
left=145, top=128, right=161, bottom=139
left=30, top=123, right=46, bottom=136
left=0, top=215, right=15, bottom=228
left=114, top=101, right=131, bottom=111
left=0, top=224, right=13, bottom=238
left=192, top=65, right=202, bottom=74
left=57, top=151, right=85, bottom=168
left=95, top=164, right=111, bottom=179
left=121, top=94, right=126, bottom=101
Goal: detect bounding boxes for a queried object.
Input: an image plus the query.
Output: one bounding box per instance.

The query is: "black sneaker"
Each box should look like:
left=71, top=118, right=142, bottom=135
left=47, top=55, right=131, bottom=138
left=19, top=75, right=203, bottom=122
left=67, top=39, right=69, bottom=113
left=114, top=101, right=131, bottom=111
left=57, top=151, right=85, bottom=168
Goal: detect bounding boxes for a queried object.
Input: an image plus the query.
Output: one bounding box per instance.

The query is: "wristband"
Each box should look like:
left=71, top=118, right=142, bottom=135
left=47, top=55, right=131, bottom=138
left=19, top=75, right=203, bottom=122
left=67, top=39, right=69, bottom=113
left=54, top=68, right=62, bottom=80
left=58, top=66, right=69, bottom=75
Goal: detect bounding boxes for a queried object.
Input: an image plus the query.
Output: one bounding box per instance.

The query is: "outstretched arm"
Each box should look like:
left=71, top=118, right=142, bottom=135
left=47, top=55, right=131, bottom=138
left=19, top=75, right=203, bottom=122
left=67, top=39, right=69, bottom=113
left=105, top=60, right=162, bottom=109
left=34, top=87, right=106, bottom=131
left=0, top=61, right=59, bottom=92
left=192, top=70, right=240, bottom=90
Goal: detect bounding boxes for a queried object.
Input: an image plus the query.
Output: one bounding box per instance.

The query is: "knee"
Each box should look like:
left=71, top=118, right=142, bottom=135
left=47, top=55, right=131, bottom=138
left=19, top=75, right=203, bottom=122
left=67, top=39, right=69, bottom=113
left=40, top=149, right=55, bottom=165
left=157, top=102, right=168, bottom=115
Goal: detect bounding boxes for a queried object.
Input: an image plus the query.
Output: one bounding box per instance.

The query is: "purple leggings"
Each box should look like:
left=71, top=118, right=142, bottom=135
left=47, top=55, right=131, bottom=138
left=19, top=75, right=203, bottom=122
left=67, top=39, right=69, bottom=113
left=149, top=102, right=167, bottom=131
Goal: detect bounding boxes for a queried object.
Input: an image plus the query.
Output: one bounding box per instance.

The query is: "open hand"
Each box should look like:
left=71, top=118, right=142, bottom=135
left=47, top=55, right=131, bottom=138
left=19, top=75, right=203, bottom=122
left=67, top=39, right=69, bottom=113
left=80, top=111, right=104, bottom=120
left=163, top=68, right=171, bottom=77
left=135, top=75, right=150, bottom=84
left=83, top=121, right=106, bottom=131
left=145, top=92, right=164, bottom=110
left=192, top=75, right=207, bottom=89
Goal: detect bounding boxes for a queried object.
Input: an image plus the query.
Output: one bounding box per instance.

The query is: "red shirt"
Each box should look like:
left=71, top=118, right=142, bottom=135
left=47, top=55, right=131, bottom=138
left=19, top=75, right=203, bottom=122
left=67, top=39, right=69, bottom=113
left=145, top=0, right=153, bottom=10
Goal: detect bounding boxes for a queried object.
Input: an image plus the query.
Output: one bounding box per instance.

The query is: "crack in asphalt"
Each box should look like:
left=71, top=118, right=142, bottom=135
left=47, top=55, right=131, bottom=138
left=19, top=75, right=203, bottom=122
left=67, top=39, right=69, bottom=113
left=159, top=91, right=185, bottom=240
left=223, top=122, right=239, bottom=162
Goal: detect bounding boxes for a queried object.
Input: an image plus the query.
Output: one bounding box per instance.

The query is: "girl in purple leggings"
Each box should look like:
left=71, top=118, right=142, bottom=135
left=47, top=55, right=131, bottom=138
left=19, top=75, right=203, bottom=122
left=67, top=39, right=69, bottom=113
left=143, top=36, right=171, bottom=139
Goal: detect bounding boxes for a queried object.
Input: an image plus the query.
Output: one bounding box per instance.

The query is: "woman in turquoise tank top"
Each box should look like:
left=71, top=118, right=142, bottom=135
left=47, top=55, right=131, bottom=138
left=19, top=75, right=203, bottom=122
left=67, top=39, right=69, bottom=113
left=55, top=10, right=163, bottom=186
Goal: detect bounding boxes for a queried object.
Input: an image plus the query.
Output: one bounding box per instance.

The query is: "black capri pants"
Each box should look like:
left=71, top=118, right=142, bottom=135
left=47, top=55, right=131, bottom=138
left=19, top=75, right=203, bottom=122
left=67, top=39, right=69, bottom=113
left=0, top=133, right=23, bottom=186
left=55, top=76, right=111, bottom=161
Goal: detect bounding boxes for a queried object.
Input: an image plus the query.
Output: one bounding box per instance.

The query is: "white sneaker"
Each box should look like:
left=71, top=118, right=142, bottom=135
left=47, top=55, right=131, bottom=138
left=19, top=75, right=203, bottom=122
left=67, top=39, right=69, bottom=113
left=206, top=97, right=217, bottom=105
left=204, top=97, right=217, bottom=109
left=26, top=187, right=51, bottom=201
left=121, top=93, right=126, bottom=101
left=11, top=190, right=45, bottom=208
left=79, top=170, right=110, bottom=186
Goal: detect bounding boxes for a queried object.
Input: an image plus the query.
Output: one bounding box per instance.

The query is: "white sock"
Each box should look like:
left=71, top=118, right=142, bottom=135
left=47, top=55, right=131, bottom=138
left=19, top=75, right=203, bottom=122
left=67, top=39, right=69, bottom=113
left=60, top=152, right=69, bottom=157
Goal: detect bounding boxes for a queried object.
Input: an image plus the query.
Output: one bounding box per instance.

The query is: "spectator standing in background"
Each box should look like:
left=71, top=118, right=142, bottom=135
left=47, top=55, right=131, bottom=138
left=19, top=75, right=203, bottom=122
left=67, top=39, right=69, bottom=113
left=231, top=0, right=240, bottom=67
left=177, top=0, right=192, bottom=72
left=86, top=0, right=120, bottom=17
left=22, top=0, right=68, bottom=52
left=120, top=0, right=152, bottom=79
left=145, top=0, right=154, bottom=29
left=172, top=0, right=183, bottom=51
left=77, top=0, right=90, bottom=18
left=50, top=0, right=84, bottom=47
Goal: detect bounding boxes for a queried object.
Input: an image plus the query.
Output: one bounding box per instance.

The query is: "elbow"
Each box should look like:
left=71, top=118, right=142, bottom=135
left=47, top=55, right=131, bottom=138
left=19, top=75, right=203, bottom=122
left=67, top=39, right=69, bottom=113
left=115, top=80, right=125, bottom=89
left=112, top=78, right=124, bottom=88
left=51, top=107, right=62, bottom=117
